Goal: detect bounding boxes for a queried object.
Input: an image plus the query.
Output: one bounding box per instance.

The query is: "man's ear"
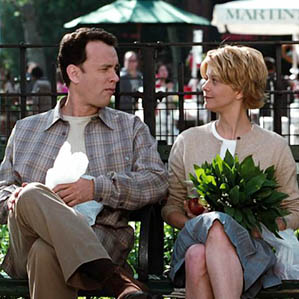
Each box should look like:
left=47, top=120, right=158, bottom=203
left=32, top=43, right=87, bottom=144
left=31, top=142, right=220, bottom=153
left=66, top=64, right=81, bottom=85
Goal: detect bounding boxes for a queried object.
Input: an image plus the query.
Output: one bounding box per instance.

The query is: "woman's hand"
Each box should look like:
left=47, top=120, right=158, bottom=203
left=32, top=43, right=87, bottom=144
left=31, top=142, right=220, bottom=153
left=184, top=200, right=197, bottom=218
left=276, top=217, right=287, bottom=231
left=251, top=217, right=286, bottom=239
left=184, top=200, right=208, bottom=218
left=251, top=227, right=262, bottom=239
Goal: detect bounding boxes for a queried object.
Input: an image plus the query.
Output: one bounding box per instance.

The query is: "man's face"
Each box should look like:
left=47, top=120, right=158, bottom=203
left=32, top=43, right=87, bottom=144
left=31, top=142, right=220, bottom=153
left=126, top=53, right=138, bottom=73
left=75, top=41, right=119, bottom=109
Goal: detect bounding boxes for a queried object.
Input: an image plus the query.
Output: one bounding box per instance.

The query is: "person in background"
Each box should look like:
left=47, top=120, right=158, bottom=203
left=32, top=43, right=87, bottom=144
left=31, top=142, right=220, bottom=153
left=260, top=56, right=292, bottom=119
left=162, top=45, right=299, bottom=299
left=119, top=51, right=143, bottom=114
left=155, top=63, right=173, bottom=90
left=3, top=71, right=15, bottom=93
left=0, top=27, right=167, bottom=299
left=56, top=69, right=68, bottom=93
left=30, top=66, right=52, bottom=113
left=2, top=71, right=16, bottom=117
left=155, top=62, right=177, bottom=144
left=25, top=61, right=38, bottom=93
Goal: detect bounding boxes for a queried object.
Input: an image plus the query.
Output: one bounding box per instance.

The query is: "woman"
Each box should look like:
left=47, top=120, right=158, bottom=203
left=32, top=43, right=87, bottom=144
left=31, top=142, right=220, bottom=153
left=161, top=45, right=299, bottom=299
left=155, top=62, right=177, bottom=144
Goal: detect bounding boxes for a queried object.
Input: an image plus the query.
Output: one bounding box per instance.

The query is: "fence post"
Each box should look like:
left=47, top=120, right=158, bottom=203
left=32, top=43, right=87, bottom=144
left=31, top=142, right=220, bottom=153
left=50, top=63, right=57, bottom=108
left=177, top=62, right=185, bottom=133
left=19, top=42, right=27, bottom=119
left=141, top=45, right=156, bottom=137
left=274, top=44, right=282, bottom=135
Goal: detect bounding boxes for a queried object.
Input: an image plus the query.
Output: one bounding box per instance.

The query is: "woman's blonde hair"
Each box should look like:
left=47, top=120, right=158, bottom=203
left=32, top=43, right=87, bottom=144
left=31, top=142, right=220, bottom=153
left=200, top=45, right=268, bottom=109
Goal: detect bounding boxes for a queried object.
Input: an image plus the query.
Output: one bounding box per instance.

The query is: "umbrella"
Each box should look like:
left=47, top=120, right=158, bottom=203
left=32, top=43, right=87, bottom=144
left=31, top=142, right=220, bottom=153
left=64, top=0, right=210, bottom=28
left=212, top=0, right=299, bottom=36
left=212, top=0, right=299, bottom=74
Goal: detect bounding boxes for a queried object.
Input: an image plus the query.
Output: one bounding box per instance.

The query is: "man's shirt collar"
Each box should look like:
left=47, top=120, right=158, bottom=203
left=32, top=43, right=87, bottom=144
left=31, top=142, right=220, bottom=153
left=42, top=97, right=116, bottom=131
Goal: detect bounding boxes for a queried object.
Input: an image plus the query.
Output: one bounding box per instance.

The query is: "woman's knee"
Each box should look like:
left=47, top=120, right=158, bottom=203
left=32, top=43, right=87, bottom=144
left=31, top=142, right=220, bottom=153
left=185, top=244, right=206, bottom=274
left=207, top=221, right=232, bottom=248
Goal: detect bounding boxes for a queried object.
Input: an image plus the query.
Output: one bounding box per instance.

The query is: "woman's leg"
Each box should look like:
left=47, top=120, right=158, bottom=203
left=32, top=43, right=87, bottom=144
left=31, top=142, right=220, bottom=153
left=205, top=221, right=243, bottom=299
left=185, top=244, right=214, bottom=299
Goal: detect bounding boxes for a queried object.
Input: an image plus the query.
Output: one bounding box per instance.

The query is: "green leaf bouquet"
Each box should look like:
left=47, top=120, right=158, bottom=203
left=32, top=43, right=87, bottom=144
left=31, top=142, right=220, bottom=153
left=189, top=150, right=289, bottom=237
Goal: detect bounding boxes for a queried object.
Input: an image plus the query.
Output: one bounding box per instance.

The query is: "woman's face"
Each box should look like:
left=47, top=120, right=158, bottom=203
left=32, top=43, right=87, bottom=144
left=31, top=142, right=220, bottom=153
left=202, top=64, right=242, bottom=113
left=157, top=65, right=169, bottom=79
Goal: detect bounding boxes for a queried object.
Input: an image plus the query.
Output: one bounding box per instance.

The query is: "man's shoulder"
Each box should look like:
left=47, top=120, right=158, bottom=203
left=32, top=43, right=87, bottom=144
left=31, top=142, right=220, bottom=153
left=15, top=110, right=53, bottom=130
left=103, top=107, right=144, bottom=125
left=101, top=108, right=152, bottom=140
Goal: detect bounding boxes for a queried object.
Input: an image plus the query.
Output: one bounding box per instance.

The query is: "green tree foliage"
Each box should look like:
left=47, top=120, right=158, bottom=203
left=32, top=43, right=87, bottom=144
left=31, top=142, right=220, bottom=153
left=128, top=222, right=177, bottom=275
left=0, top=0, right=113, bottom=76
left=0, top=225, right=9, bottom=262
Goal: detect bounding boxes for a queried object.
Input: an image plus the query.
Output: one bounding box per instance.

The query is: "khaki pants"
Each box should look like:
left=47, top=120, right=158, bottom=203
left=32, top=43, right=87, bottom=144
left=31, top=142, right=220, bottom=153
left=7, top=182, right=111, bottom=299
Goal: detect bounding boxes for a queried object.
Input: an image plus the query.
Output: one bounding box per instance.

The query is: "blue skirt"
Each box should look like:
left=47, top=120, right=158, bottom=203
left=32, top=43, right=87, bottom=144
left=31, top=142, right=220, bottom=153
left=170, top=212, right=281, bottom=299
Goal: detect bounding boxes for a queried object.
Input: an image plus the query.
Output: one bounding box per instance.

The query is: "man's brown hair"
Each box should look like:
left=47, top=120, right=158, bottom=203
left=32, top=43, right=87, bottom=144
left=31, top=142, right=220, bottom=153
left=58, top=27, right=118, bottom=86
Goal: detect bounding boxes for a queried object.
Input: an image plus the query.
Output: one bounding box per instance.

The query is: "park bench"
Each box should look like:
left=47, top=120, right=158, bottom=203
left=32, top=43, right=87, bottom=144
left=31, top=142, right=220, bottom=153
left=1, top=143, right=299, bottom=298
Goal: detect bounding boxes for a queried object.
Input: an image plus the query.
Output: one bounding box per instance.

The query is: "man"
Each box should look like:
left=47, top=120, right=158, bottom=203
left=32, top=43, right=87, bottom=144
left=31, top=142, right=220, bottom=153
left=0, top=27, right=168, bottom=299
left=119, top=51, right=143, bottom=114
left=30, top=66, right=52, bottom=113
left=260, top=56, right=292, bottom=118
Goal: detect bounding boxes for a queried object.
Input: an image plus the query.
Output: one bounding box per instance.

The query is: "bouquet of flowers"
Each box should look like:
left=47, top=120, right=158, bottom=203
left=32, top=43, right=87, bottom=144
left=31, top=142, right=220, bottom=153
left=189, top=150, right=289, bottom=237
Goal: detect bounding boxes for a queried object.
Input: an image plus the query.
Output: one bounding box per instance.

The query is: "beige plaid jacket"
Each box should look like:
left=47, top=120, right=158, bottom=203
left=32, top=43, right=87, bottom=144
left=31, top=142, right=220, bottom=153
left=0, top=99, right=168, bottom=274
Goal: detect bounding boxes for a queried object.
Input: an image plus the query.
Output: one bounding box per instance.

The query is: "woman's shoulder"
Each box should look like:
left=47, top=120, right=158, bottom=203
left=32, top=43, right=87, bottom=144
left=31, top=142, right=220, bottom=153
left=177, top=122, right=213, bottom=141
left=253, top=124, right=287, bottom=146
left=171, top=123, right=217, bottom=159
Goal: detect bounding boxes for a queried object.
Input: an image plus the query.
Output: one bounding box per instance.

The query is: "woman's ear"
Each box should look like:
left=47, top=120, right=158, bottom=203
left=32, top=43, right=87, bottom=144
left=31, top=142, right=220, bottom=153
left=66, top=64, right=81, bottom=85
left=235, top=90, right=243, bottom=101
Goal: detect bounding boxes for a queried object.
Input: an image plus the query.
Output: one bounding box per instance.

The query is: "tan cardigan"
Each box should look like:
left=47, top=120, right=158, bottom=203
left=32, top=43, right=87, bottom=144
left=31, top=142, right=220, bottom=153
left=162, top=122, right=299, bottom=229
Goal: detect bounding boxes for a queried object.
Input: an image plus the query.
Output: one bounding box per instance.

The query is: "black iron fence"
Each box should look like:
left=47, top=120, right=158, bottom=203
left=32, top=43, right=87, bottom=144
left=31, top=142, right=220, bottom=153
left=1, top=40, right=299, bottom=155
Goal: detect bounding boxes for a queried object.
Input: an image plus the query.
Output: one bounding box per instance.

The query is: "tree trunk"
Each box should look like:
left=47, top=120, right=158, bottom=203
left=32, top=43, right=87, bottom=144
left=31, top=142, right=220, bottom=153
left=20, top=1, right=47, bottom=73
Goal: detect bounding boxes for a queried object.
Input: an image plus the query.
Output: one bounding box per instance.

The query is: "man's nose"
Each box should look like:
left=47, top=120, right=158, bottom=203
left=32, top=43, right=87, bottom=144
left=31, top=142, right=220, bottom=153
left=111, top=71, right=119, bottom=82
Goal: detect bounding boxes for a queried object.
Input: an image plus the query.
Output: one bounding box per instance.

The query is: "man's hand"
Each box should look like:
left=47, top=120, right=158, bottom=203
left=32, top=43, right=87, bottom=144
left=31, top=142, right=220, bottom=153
left=7, top=183, right=28, bottom=212
left=53, top=178, right=94, bottom=207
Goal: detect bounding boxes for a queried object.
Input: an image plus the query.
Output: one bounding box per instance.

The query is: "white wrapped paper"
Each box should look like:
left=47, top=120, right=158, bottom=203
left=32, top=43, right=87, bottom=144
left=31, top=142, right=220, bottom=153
left=45, top=141, right=103, bottom=226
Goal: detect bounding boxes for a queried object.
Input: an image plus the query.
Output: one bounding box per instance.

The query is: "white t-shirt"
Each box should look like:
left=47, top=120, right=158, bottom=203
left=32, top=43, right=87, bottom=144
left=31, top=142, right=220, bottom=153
left=60, top=114, right=103, bottom=226
left=211, top=121, right=237, bottom=158
left=62, top=114, right=96, bottom=154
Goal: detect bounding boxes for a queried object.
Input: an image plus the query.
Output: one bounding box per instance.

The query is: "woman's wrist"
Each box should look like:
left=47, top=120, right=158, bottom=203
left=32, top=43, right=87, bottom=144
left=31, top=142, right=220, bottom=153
left=276, top=217, right=287, bottom=231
